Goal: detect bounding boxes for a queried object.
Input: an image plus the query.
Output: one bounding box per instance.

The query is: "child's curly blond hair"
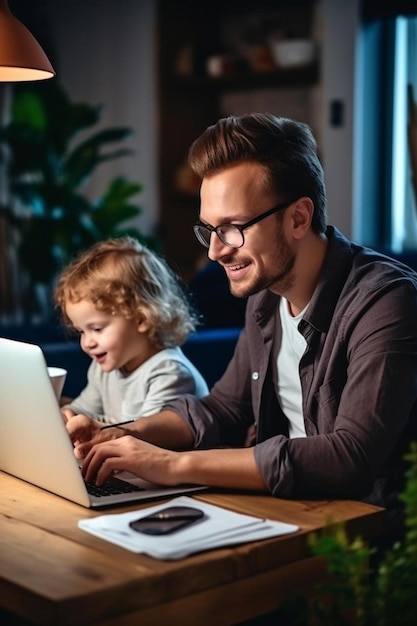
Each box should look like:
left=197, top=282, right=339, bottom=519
left=54, top=237, right=199, bottom=349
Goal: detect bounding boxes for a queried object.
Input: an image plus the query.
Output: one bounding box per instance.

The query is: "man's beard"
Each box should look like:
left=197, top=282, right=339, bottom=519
left=228, top=236, right=296, bottom=298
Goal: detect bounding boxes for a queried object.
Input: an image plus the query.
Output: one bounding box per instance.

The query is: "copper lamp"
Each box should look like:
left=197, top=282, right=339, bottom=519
left=0, top=0, right=55, bottom=81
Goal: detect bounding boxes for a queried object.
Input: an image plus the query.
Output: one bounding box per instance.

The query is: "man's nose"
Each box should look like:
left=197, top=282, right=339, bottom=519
left=208, top=231, right=232, bottom=261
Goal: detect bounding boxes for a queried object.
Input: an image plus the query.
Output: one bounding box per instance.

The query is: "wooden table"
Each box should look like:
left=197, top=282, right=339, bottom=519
left=0, top=471, right=386, bottom=626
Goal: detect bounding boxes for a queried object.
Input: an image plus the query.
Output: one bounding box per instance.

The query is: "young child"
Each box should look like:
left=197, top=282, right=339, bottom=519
left=54, top=236, right=208, bottom=425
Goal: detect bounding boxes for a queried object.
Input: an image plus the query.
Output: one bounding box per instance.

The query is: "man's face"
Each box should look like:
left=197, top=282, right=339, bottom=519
left=199, top=162, right=296, bottom=298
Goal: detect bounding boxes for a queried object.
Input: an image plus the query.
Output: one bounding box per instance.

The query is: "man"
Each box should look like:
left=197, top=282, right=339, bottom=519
left=67, top=113, right=417, bottom=534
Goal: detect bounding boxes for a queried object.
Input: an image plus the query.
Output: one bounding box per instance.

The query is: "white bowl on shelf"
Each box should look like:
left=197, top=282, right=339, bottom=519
left=271, top=38, right=316, bottom=69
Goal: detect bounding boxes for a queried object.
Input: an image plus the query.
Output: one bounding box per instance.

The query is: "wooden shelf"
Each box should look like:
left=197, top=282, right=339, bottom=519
left=156, top=0, right=319, bottom=280
left=170, top=63, right=319, bottom=92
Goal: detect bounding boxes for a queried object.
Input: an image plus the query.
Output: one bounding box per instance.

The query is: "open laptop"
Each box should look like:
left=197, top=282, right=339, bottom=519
left=0, top=337, right=206, bottom=508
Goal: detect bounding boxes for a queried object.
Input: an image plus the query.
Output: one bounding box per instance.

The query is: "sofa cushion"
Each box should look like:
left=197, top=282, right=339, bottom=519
left=182, top=327, right=241, bottom=389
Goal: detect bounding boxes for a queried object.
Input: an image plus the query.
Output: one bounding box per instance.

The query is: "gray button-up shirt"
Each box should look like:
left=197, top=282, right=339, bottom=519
left=167, top=227, right=417, bottom=519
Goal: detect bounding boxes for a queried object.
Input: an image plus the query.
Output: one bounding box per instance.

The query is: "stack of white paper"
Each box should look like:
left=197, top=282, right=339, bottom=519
left=78, top=495, right=299, bottom=560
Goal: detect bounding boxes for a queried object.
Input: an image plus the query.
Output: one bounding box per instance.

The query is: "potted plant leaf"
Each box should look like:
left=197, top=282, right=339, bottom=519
left=0, top=80, right=157, bottom=320
left=284, top=441, right=417, bottom=626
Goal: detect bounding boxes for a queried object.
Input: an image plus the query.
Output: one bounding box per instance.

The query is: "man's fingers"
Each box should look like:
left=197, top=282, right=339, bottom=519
left=82, top=442, right=124, bottom=484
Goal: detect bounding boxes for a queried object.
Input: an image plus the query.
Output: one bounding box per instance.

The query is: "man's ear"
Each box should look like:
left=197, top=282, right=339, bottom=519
left=290, top=197, right=314, bottom=239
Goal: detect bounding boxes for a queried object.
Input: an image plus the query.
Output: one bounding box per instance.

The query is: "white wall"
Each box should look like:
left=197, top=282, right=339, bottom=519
left=45, top=0, right=158, bottom=237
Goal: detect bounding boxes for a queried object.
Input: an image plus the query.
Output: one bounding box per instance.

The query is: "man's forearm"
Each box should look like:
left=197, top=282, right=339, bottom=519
left=128, top=409, right=195, bottom=450
left=176, top=447, right=268, bottom=491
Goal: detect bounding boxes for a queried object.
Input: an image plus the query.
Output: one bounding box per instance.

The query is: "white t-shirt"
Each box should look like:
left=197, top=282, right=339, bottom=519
left=273, top=297, right=308, bottom=438
left=65, top=346, right=209, bottom=424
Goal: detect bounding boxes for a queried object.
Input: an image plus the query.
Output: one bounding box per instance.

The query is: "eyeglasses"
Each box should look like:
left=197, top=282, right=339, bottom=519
left=193, top=201, right=291, bottom=249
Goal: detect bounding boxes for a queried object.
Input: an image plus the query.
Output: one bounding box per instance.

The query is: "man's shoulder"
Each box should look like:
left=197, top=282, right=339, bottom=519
left=326, top=226, right=417, bottom=288
left=307, top=228, right=417, bottom=330
left=350, top=247, right=417, bottom=289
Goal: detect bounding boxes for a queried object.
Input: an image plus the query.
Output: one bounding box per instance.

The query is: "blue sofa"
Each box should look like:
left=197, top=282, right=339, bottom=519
left=0, top=322, right=241, bottom=397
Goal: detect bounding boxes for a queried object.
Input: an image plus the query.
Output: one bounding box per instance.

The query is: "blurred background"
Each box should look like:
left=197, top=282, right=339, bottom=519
left=0, top=0, right=416, bottom=327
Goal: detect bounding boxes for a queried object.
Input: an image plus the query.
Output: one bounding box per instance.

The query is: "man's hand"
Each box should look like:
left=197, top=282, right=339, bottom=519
left=81, top=436, right=181, bottom=486
left=80, top=433, right=267, bottom=494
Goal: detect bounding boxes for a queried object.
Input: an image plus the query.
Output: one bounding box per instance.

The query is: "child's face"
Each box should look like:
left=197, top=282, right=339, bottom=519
left=65, top=299, right=157, bottom=374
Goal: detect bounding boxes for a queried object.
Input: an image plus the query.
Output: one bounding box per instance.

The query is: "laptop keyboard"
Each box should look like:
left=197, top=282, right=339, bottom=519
left=85, top=475, right=144, bottom=497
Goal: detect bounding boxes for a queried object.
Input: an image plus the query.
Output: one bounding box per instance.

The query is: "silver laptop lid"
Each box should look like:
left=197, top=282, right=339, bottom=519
left=0, top=337, right=91, bottom=506
left=0, top=337, right=206, bottom=508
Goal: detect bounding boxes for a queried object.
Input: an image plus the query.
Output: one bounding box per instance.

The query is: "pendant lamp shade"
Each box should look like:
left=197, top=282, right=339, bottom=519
left=0, top=0, right=55, bottom=81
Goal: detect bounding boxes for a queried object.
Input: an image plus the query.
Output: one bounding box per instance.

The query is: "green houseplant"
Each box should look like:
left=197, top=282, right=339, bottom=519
left=0, top=80, right=157, bottom=318
left=286, top=441, right=417, bottom=626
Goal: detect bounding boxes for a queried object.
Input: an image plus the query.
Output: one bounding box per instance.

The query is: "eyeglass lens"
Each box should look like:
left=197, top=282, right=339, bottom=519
left=194, top=223, right=243, bottom=248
